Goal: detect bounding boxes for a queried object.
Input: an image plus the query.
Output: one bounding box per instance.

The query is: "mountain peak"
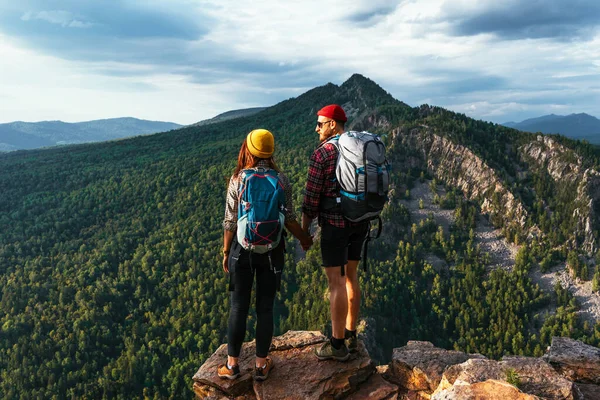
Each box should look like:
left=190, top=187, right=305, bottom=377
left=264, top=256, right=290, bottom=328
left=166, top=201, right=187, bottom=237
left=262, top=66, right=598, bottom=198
left=342, top=73, right=372, bottom=85
left=337, top=73, right=400, bottom=111
left=341, top=73, right=388, bottom=94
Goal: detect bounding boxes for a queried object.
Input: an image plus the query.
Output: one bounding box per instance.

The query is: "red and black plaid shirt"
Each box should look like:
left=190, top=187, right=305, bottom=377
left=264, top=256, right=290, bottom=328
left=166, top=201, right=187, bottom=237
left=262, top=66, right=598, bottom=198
left=302, top=136, right=348, bottom=228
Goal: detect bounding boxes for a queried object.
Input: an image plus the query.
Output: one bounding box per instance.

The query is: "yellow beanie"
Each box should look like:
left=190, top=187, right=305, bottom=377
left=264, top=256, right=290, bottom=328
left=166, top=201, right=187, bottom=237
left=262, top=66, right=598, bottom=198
left=246, top=129, right=274, bottom=158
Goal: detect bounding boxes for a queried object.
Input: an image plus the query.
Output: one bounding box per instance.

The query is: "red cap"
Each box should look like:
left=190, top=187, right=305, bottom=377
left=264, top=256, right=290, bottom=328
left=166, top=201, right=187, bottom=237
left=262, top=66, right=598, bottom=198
left=317, top=104, right=347, bottom=122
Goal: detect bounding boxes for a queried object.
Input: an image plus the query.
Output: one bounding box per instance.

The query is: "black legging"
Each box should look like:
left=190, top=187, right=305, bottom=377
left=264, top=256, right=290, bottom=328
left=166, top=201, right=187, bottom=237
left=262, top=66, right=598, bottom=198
left=227, top=242, right=282, bottom=358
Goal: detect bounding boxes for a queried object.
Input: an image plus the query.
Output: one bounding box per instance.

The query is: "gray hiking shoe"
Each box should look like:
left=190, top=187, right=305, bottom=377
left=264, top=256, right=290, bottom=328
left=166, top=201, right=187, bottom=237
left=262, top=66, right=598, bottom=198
left=345, top=336, right=358, bottom=353
left=315, top=341, right=350, bottom=361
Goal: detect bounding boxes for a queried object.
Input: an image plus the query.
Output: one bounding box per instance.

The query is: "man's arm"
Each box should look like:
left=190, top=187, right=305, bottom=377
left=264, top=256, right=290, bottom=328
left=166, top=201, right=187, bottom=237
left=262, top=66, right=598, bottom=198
left=301, top=149, right=326, bottom=233
left=301, top=213, right=313, bottom=234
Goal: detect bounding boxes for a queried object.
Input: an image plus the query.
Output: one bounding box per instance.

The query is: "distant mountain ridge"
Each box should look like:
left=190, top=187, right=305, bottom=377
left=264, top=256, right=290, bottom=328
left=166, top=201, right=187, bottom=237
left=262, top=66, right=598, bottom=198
left=0, top=117, right=182, bottom=152
left=191, top=107, right=267, bottom=127
left=503, top=113, right=600, bottom=143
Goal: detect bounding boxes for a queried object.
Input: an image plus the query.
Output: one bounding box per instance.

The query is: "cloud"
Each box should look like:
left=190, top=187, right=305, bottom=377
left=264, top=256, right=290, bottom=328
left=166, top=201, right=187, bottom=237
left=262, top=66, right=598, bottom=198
left=21, top=10, right=95, bottom=28
left=1, top=0, right=599, bottom=125
left=442, top=0, right=600, bottom=40
left=0, top=1, right=318, bottom=88
left=345, top=3, right=402, bottom=26
left=3, top=1, right=207, bottom=43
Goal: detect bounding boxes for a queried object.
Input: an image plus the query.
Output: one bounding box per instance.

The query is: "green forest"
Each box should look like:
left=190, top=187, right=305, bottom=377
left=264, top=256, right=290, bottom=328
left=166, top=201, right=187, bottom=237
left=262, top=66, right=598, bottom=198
left=1, top=75, right=599, bottom=399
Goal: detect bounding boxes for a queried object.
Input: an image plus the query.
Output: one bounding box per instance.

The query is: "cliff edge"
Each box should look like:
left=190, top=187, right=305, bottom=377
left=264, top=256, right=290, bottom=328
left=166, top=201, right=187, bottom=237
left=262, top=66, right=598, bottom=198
left=192, top=332, right=600, bottom=399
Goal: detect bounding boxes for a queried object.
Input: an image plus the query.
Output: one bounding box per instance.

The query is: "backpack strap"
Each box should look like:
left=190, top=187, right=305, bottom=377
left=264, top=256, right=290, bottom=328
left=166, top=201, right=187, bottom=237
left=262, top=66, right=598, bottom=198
left=325, top=134, right=340, bottom=149
left=321, top=135, right=342, bottom=212
left=361, top=217, right=383, bottom=273
left=267, top=250, right=283, bottom=291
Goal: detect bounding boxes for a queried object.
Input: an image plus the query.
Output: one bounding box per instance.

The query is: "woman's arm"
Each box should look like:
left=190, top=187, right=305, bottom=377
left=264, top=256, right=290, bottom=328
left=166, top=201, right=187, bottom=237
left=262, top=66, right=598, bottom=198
left=222, top=175, right=238, bottom=273
left=222, top=229, right=235, bottom=273
left=279, top=172, right=312, bottom=250
left=285, top=220, right=313, bottom=251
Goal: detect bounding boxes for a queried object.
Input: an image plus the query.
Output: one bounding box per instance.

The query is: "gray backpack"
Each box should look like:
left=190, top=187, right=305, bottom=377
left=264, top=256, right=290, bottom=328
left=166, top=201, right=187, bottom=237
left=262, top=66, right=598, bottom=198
left=327, top=131, right=390, bottom=222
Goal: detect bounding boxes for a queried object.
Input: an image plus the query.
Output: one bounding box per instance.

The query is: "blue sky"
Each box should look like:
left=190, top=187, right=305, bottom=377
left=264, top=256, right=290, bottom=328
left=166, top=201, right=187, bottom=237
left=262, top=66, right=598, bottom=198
left=0, top=0, right=599, bottom=124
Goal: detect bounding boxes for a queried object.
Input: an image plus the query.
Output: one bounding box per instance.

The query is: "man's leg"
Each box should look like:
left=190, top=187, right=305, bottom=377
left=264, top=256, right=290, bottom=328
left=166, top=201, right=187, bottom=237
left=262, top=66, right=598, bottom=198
left=325, top=266, right=348, bottom=340
left=315, top=224, right=351, bottom=361
left=345, top=260, right=360, bottom=331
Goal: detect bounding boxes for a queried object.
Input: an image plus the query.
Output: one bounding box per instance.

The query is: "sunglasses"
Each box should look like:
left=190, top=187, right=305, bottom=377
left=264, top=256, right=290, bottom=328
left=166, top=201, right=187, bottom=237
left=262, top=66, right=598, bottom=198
left=316, top=120, right=332, bottom=128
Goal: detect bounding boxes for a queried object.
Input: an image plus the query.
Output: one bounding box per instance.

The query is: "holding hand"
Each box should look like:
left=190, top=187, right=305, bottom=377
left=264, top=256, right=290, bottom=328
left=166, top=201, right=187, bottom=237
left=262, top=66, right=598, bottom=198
left=300, top=233, right=313, bottom=251
left=285, top=219, right=313, bottom=252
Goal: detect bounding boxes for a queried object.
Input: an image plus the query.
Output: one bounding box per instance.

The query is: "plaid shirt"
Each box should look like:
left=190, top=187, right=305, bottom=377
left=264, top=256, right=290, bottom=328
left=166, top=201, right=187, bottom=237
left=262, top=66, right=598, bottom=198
left=302, top=136, right=347, bottom=228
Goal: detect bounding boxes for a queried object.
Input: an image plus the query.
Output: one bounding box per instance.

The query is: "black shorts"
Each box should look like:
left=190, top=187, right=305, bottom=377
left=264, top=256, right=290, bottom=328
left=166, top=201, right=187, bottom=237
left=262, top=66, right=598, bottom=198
left=320, top=222, right=369, bottom=267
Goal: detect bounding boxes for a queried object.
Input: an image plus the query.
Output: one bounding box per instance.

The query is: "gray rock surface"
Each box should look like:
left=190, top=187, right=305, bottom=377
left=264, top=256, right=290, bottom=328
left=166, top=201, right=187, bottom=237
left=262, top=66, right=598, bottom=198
left=389, top=341, right=486, bottom=393
left=544, top=336, right=600, bottom=384
left=432, top=379, right=539, bottom=400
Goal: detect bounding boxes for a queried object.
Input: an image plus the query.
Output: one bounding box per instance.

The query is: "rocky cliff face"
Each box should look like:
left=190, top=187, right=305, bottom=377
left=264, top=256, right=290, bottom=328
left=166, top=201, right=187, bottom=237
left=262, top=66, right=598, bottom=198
left=357, top=109, right=600, bottom=258
left=192, top=331, right=600, bottom=399
left=391, top=125, right=528, bottom=232
left=520, top=135, right=600, bottom=255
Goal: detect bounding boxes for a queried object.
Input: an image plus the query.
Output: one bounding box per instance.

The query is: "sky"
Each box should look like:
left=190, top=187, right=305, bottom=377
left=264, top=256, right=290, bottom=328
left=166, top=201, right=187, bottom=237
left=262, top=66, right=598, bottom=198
left=0, top=0, right=599, bottom=125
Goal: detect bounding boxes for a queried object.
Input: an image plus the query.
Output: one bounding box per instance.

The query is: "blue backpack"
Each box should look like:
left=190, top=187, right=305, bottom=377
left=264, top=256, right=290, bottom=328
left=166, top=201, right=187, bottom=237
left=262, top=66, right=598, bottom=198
left=236, top=168, right=286, bottom=253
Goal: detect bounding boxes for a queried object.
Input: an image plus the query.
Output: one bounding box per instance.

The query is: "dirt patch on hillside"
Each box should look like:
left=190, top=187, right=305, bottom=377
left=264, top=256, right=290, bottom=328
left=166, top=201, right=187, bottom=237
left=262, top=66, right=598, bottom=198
left=401, top=180, right=518, bottom=271
left=530, top=263, right=600, bottom=324
left=399, top=180, right=454, bottom=233
left=400, top=179, right=600, bottom=324
left=474, top=215, right=518, bottom=271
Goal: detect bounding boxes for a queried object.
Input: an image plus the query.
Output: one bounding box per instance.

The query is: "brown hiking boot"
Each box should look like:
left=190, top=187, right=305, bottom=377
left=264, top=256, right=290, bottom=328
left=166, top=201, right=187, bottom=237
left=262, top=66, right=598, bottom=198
left=217, top=363, right=240, bottom=380
left=254, top=357, right=274, bottom=381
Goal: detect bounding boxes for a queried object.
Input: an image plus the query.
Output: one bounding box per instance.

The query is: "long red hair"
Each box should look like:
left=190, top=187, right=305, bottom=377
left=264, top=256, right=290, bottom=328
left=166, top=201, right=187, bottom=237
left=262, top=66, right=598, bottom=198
left=233, top=139, right=278, bottom=176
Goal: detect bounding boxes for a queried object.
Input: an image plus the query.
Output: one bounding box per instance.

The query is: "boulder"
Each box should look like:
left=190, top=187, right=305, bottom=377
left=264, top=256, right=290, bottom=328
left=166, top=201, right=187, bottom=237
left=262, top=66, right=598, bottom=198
left=434, top=359, right=506, bottom=394
left=346, top=372, right=399, bottom=400
left=574, top=383, right=600, bottom=400
left=389, top=341, right=486, bottom=392
left=501, top=356, right=581, bottom=400
left=192, top=382, right=256, bottom=400
left=544, top=336, right=600, bottom=384
left=193, top=341, right=257, bottom=398
left=433, top=356, right=581, bottom=400
left=432, top=379, right=539, bottom=400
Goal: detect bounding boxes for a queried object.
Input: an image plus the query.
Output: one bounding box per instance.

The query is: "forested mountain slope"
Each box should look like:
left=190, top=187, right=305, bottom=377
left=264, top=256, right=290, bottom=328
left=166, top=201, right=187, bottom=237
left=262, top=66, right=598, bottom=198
left=1, top=74, right=599, bottom=399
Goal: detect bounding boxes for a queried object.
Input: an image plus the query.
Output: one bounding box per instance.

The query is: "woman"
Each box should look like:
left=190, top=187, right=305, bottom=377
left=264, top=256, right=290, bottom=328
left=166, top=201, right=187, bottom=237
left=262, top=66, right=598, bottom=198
left=218, top=129, right=312, bottom=381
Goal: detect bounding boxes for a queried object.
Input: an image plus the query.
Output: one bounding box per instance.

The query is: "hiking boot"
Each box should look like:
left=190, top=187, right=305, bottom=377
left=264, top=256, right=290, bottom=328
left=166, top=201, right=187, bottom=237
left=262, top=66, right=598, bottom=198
left=345, top=336, right=358, bottom=353
left=217, top=363, right=240, bottom=380
left=315, top=341, right=350, bottom=361
left=254, top=357, right=274, bottom=381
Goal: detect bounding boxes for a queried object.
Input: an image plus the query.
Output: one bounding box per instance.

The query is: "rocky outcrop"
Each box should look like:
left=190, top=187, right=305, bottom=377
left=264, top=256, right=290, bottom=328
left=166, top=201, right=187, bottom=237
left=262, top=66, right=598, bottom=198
left=392, top=126, right=528, bottom=232
left=432, top=379, right=539, bottom=400
left=543, top=336, right=600, bottom=384
left=193, top=331, right=375, bottom=400
left=388, top=341, right=486, bottom=392
left=433, top=357, right=580, bottom=400
left=520, top=135, right=600, bottom=254
left=193, top=333, right=600, bottom=400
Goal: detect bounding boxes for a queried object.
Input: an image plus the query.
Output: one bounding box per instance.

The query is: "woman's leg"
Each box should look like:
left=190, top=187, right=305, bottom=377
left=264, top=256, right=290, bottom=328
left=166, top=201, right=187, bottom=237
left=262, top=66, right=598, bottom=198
left=227, top=263, right=254, bottom=363
left=254, top=262, right=277, bottom=365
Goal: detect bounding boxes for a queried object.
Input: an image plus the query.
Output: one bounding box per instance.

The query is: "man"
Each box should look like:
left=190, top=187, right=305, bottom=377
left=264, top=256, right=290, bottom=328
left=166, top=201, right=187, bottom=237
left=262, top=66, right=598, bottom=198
left=302, top=104, right=369, bottom=361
